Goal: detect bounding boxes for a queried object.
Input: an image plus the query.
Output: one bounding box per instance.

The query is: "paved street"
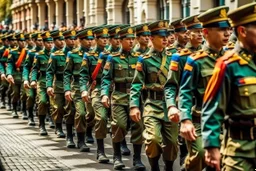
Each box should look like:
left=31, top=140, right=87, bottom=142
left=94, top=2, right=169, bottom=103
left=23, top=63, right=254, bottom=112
left=0, top=108, right=180, bottom=171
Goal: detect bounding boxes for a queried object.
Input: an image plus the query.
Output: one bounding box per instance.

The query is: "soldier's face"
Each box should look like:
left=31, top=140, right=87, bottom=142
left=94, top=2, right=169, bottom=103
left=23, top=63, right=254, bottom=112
left=110, top=38, right=121, bottom=48
left=65, top=38, right=75, bottom=48
left=10, top=40, right=17, bottom=47
left=18, top=40, right=26, bottom=48
left=54, top=39, right=65, bottom=49
left=44, top=41, right=53, bottom=51
left=204, top=27, right=230, bottom=48
left=4, top=40, right=9, bottom=46
left=121, top=37, right=135, bottom=51
left=26, top=39, right=34, bottom=47
left=80, top=38, right=93, bottom=49
left=97, top=37, right=109, bottom=48
left=238, top=24, right=256, bottom=52
left=167, top=34, right=175, bottom=45
left=189, top=28, right=203, bottom=44
left=137, top=35, right=150, bottom=46
left=35, top=40, right=44, bottom=48
left=176, top=31, right=189, bottom=44
left=151, top=35, right=168, bottom=49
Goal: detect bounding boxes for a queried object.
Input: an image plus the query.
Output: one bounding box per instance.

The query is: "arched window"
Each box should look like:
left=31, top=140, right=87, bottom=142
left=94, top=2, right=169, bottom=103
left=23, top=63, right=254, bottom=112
left=182, top=0, right=190, bottom=17
left=122, top=0, right=130, bottom=24
left=157, top=0, right=169, bottom=20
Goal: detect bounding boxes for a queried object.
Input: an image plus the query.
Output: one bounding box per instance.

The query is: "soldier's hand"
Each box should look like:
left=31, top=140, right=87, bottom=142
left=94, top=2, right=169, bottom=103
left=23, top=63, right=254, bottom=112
left=180, top=120, right=197, bottom=141
left=205, top=148, right=221, bottom=171
left=168, top=106, right=180, bottom=123
left=47, top=87, right=54, bottom=97
left=1, top=74, right=6, bottom=81
left=81, top=91, right=90, bottom=103
left=65, top=91, right=73, bottom=102
left=30, top=81, right=37, bottom=89
left=130, top=107, right=141, bottom=122
left=23, top=80, right=31, bottom=89
left=7, top=75, right=14, bottom=84
left=101, top=95, right=110, bottom=108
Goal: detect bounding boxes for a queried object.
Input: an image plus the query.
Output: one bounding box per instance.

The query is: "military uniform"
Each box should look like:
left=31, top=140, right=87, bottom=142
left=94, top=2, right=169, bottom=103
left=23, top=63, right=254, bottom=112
left=31, top=31, right=52, bottom=136
left=178, top=7, right=230, bottom=171
left=63, top=29, right=90, bottom=151
left=171, top=19, right=188, bottom=50
left=46, top=30, right=66, bottom=138
left=130, top=20, right=178, bottom=171
left=23, top=33, right=44, bottom=125
left=202, top=3, right=256, bottom=170
left=6, top=33, right=28, bottom=118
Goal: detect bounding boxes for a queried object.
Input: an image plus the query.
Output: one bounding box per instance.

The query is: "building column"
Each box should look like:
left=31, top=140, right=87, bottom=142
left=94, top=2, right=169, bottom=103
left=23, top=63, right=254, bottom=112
left=46, top=0, right=55, bottom=29
left=83, top=0, right=89, bottom=26
left=77, top=0, right=83, bottom=26
left=146, top=0, right=158, bottom=22
left=169, top=0, right=181, bottom=21
left=109, top=0, right=122, bottom=24
left=37, top=1, right=46, bottom=29
left=29, top=3, right=37, bottom=30
left=128, top=0, right=134, bottom=25
left=65, top=0, right=74, bottom=28
left=12, top=11, right=16, bottom=30
left=89, top=0, right=96, bottom=26
left=94, top=0, right=104, bottom=25
left=55, top=0, right=64, bottom=28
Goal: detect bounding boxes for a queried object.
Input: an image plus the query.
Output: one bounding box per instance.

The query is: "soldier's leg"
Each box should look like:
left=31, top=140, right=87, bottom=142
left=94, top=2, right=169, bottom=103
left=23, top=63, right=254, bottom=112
left=74, top=98, right=90, bottom=152
left=144, top=116, right=163, bottom=171
left=26, top=88, right=36, bottom=125
left=92, top=96, right=109, bottom=163
left=0, top=80, right=8, bottom=109
left=11, top=83, right=21, bottom=118
left=130, top=113, right=145, bottom=170
left=85, top=102, right=95, bottom=143
left=37, top=87, right=48, bottom=136
left=51, top=93, right=66, bottom=138
left=64, top=100, right=76, bottom=148
left=222, top=156, right=256, bottom=171
left=185, top=123, right=206, bottom=171
left=6, top=83, right=12, bottom=111
left=162, top=120, right=179, bottom=171
left=20, top=85, right=28, bottom=120
left=111, top=104, right=128, bottom=170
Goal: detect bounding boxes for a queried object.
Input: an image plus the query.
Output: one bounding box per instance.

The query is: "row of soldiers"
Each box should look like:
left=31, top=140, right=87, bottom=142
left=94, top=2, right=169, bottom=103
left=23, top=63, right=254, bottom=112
left=0, top=3, right=255, bottom=171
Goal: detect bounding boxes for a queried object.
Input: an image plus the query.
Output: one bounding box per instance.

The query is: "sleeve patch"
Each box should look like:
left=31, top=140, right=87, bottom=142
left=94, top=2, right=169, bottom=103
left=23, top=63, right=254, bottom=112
left=104, top=62, right=111, bottom=70
left=170, top=61, right=178, bottom=71
left=184, top=63, right=193, bottom=71
left=48, top=58, right=52, bottom=64
left=136, top=62, right=143, bottom=71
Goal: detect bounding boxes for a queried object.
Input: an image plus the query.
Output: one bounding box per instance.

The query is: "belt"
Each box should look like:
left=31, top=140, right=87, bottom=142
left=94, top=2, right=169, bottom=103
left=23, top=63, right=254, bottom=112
left=192, top=115, right=201, bottom=124
left=73, top=76, right=80, bottom=82
left=147, top=90, right=164, bottom=100
left=228, top=126, right=256, bottom=140
left=115, top=83, right=131, bottom=93
left=55, top=75, right=64, bottom=81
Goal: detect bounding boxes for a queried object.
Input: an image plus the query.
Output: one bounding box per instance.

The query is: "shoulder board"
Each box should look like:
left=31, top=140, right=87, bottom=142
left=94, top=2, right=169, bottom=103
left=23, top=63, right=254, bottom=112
left=30, top=49, right=36, bottom=52
left=11, top=47, right=18, bottom=51
left=111, top=52, right=120, bottom=57
left=179, top=49, right=192, bottom=56
left=142, top=54, right=151, bottom=59
left=166, top=45, right=175, bottom=50
left=166, top=50, right=172, bottom=56
left=38, top=50, right=44, bottom=55
left=0, top=46, right=4, bottom=50
left=192, top=50, right=208, bottom=60
left=53, top=50, right=65, bottom=55
left=102, top=49, right=110, bottom=55
left=71, top=48, right=79, bottom=53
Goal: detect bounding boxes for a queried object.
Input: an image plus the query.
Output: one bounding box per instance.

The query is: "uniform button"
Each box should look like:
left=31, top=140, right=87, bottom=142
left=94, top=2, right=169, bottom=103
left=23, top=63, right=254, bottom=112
left=243, top=54, right=246, bottom=57
left=245, top=92, right=249, bottom=96
left=244, top=88, right=248, bottom=91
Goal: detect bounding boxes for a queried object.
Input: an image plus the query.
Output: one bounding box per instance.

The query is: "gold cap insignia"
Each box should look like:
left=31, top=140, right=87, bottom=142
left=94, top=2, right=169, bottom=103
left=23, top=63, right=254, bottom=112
left=115, top=27, right=121, bottom=34
left=158, top=21, right=164, bottom=27
left=37, top=34, right=42, bottom=38
left=103, top=28, right=108, bottom=34
left=20, top=34, right=24, bottom=39
left=165, top=22, right=169, bottom=27
left=142, top=25, right=149, bottom=31
left=46, top=31, right=50, bottom=38
left=71, top=30, right=76, bottom=36
left=128, top=28, right=133, bottom=34
left=29, top=34, right=32, bottom=38
left=87, top=30, right=93, bottom=36
left=220, top=9, right=227, bottom=18
left=59, top=32, right=63, bottom=36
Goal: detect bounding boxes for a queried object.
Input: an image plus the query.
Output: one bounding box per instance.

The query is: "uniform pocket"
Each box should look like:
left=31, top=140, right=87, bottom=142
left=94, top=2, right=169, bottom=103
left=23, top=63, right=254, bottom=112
left=238, top=84, right=256, bottom=109
left=201, top=69, right=213, bottom=88
left=147, top=67, right=158, bottom=83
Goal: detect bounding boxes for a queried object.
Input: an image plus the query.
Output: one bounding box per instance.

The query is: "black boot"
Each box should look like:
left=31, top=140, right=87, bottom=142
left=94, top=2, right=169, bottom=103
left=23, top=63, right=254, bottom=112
left=148, top=156, right=160, bottom=171
left=86, top=126, right=94, bottom=144
left=12, top=103, right=18, bottom=118
left=6, top=95, right=11, bottom=111
left=113, top=142, right=125, bottom=170
left=96, top=139, right=109, bottom=163
left=77, top=132, right=90, bottom=152
left=164, top=160, right=174, bottom=171
left=66, top=124, right=76, bottom=148
left=21, top=102, right=28, bottom=120
left=28, top=107, right=35, bottom=126
left=48, top=115, right=55, bottom=128
left=0, top=94, right=6, bottom=109
left=55, top=123, right=66, bottom=138
left=133, top=144, right=145, bottom=170
left=121, top=138, right=130, bottom=156
left=39, top=115, right=48, bottom=136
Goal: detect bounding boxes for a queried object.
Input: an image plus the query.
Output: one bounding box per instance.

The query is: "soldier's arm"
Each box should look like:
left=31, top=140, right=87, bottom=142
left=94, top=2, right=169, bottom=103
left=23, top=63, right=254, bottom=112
left=31, top=54, right=39, bottom=82
left=6, top=51, right=14, bottom=76
left=22, top=51, right=34, bottom=81
left=101, top=55, right=113, bottom=97
left=46, top=55, right=56, bottom=88
left=0, top=62, right=5, bottom=75
left=130, top=56, right=145, bottom=108
left=79, top=53, right=90, bottom=93
left=178, top=57, right=200, bottom=121
left=63, top=52, right=73, bottom=92
left=202, top=59, right=230, bottom=148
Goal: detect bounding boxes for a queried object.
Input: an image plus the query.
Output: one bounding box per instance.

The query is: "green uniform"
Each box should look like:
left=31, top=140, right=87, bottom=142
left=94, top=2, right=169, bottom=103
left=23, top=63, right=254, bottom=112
left=130, top=49, right=178, bottom=161
left=31, top=49, right=51, bottom=116
left=46, top=47, right=66, bottom=124
left=185, top=42, right=202, bottom=52
left=0, top=45, right=9, bottom=105
left=64, top=47, right=92, bottom=132
left=80, top=46, right=108, bottom=139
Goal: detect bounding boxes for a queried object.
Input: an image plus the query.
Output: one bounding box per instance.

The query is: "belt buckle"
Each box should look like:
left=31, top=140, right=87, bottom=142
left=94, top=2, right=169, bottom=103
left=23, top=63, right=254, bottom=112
left=250, top=127, right=255, bottom=140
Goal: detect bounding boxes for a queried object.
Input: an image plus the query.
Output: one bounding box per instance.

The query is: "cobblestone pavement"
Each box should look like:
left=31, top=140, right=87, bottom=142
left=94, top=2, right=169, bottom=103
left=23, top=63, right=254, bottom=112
left=0, top=109, right=180, bottom=171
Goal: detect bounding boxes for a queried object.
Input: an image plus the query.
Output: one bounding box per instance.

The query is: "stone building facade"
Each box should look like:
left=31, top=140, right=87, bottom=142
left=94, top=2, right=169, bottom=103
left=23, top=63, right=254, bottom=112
left=10, top=0, right=255, bottom=32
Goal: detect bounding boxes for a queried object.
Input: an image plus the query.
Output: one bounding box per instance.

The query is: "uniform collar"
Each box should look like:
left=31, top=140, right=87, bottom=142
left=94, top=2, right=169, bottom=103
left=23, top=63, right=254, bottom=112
left=202, top=43, right=225, bottom=59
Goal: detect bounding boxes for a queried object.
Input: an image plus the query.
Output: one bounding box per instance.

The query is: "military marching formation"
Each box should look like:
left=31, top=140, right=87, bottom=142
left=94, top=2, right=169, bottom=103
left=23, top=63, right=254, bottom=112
left=0, top=2, right=255, bottom=171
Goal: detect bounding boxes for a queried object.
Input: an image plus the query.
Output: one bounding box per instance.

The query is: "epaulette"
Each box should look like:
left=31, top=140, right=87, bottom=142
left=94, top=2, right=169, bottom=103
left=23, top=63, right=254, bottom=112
left=53, top=50, right=65, bottom=56
left=192, top=50, right=208, bottom=60
left=132, top=52, right=141, bottom=57
left=0, top=46, right=4, bottom=50
left=179, top=49, right=192, bottom=56
left=166, top=45, right=175, bottom=50
left=30, top=49, right=36, bottom=53
left=38, top=50, right=44, bottom=55
left=102, top=49, right=110, bottom=55
left=142, top=54, right=151, bottom=59
left=219, top=50, right=247, bottom=65
left=71, top=48, right=79, bottom=53
left=166, top=50, right=172, bottom=56
left=11, top=47, right=18, bottom=51
left=111, top=52, right=120, bottom=57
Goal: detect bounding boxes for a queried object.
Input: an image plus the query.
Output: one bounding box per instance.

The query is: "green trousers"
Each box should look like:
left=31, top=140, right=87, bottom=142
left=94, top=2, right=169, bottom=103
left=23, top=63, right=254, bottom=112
left=26, top=88, right=36, bottom=109
left=37, top=87, right=49, bottom=116
left=51, top=93, right=65, bottom=124
left=111, top=104, right=144, bottom=144
left=0, top=79, right=8, bottom=101
left=11, top=83, right=26, bottom=103
left=85, top=102, right=95, bottom=128
left=222, top=155, right=256, bottom=171
left=144, top=116, right=178, bottom=161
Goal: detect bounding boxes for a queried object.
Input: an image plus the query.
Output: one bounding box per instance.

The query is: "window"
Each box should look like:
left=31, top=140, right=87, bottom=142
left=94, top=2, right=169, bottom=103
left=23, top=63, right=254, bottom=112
left=122, top=0, right=130, bottom=24
left=182, top=0, right=190, bottom=17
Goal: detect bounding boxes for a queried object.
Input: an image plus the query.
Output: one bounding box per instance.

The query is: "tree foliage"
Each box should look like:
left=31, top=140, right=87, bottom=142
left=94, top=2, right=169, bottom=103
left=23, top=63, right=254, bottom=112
left=0, top=0, right=11, bottom=21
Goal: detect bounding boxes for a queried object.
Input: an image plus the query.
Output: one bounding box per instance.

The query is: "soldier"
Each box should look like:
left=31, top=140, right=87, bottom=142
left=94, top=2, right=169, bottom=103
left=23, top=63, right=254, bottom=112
left=6, top=33, right=28, bottom=118
left=132, top=24, right=151, bottom=55
left=80, top=26, right=111, bottom=162
left=182, top=15, right=203, bottom=52
left=202, top=3, right=256, bottom=170
left=63, top=30, right=76, bottom=55
left=177, top=6, right=231, bottom=171
left=30, top=31, right=53, bottom=136
left=23, top=32, right=44, bottom=125
left=46, top=30, right=66, bottom=138
left=130, top=20, right=178, bottom=171
left=24, top=33, right=35, bottom=50
left=171, top=19, right=189, bottom=50
left=63, top=29, right=91, bottom=151
left=101, top=26, right=145, bottom=170
left=167, top=26, right=176, bottom=47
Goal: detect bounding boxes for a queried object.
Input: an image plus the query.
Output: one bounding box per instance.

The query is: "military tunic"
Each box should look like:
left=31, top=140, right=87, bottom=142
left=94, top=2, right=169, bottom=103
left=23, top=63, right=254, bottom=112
left=130, top=49, right=178, bottom=161
left=185, top=42, right=202, bottom=52
left=178, top=45, right=225, bottom=170
left=0, top=45, right=10, bottom=103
